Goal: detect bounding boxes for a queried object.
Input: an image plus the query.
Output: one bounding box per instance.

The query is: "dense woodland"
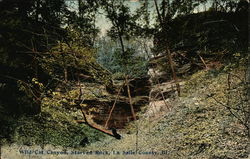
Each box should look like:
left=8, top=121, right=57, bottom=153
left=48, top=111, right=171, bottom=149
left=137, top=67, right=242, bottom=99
left=0, top=0, right=249, bottom=158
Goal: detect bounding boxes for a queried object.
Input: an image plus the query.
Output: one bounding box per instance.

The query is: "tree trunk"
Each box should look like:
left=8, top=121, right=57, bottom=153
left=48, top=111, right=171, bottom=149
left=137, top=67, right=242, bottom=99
left=104, top=81, right=125, bottom=128
left=64, top=67, right=67, bottom=82
left=166, top=48, right=180, bottom=96
left=126, top=76, right=136, bottom=120
left=154, top=0, right=181, bottom=97
left=153, top=0, right=163, bottom=24
left=118, top=31, right=125, bottom=56
left=78, top=0, right=82, bottom=18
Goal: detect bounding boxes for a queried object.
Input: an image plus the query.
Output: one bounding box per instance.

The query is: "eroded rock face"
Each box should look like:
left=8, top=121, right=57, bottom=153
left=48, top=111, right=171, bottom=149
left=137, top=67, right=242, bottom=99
left=80, top=97, right=148, bottom=129
left=72, top=77, right=151, bottom=129
left=121, top=77, right=151, bottom=97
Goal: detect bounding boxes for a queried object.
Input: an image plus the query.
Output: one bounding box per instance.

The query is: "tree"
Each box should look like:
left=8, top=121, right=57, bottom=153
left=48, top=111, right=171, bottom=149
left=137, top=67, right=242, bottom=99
left=153, top=0, right=183, bottom=96
left=66, top=0, right=99, bottom=47
left=0, top=0, right=70, bottom=115
left=99, top=0, right=144, bottom=120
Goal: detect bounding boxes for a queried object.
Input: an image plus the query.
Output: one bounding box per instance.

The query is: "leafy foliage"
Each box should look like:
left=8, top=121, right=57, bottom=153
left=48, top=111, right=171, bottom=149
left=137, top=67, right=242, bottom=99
left=96, top=37, right=148, bottom=79
left=39, top=42, right=95, bottom=77
left=0, top=0, right=249, bottom=152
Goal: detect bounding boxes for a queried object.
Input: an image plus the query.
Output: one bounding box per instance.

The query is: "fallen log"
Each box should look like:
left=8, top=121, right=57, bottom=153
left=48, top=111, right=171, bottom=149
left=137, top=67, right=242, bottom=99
left=75, top=119, right=121, bottom=139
